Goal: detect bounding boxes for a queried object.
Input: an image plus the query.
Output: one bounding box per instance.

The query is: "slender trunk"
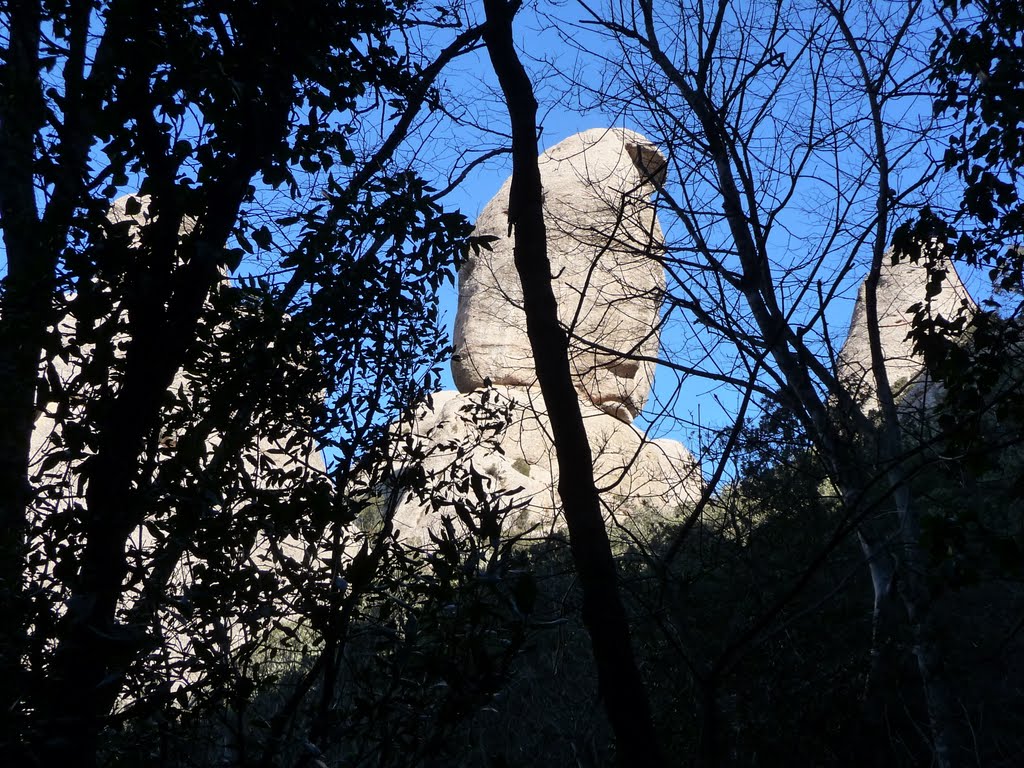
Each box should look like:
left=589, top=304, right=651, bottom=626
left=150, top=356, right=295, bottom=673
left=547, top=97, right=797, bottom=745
left=481, top=2, right=664, bottom=765
left=828, top=4, right=964, bottom=760
left=894, top=505, right=962, bottom=768
left=857, top=532, right=903, bottom=761
left=0, top=2, right=47, bottom=759
left=857, top=531, right=899, bottom=701
left=697, top=678, right=721, bottom=768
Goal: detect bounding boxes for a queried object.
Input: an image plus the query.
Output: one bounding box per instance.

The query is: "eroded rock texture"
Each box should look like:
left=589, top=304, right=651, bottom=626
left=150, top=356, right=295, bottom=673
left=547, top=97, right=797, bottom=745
left=837, top=252, right=976, bottom=414
left=452, top=128, right=667, bottom=423
left=369, top=130, right=702, bottom=542
left=383, top=386, right=702, bottom=544
left=29, top=195, right=325, bottom=506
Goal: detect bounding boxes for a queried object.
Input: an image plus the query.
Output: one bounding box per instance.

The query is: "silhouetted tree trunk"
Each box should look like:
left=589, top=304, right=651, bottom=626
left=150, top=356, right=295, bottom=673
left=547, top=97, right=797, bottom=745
left=580, top=1, right=967, bottom=762
left=481, top=1, right=664, bottom=765
left=2, top=3, right=485, bottom=764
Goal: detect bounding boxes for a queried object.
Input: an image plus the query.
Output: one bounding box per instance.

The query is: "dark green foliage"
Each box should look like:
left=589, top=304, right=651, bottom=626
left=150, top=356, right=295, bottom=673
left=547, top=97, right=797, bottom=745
left=898, top=0, right=1024, bottom=287
left=98, top=508, right=535, bottom=768
left=932, top=0, right=1024, bottom=272
left=616, top=397, right=1023, bottom=767
left=908, top=309, right=1024, bottom=587
left=0, top=1, right=486, bottom=764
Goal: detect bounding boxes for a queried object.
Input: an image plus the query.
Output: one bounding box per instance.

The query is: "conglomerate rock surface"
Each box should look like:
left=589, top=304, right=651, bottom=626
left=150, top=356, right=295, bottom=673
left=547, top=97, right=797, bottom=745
left=452, top=127, right=667, bottom=423
left=836, top=252, right=976, bottom=415
left=383, top=386, right=703, bottom=544
left=374, top=129, right=703, bottom=542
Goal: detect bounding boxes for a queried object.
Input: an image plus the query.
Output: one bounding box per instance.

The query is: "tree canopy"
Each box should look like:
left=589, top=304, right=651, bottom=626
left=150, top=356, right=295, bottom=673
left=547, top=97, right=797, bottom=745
left=2, top=1, right=1023, bottom=766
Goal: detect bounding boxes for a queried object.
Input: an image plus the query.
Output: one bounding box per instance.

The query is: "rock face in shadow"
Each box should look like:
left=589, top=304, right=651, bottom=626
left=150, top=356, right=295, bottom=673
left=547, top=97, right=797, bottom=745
left=29, top=195, right=325, bottom=488
left=25, top=196, right=326, bottom=689
left=836, top=252, right=976, bottom=415
left=452, top=128, right=667, bottom=423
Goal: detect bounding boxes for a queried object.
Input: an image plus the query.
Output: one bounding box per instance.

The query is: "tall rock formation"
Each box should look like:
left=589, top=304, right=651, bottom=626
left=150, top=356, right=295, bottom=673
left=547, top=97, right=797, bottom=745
left=24, top=196, right=326, bottom=690
left=378, top=129, right=702, bottom=543
left=452, top=128, right=667, bottom=422
left=836, top=251, right=976, bottom=414
left=29, top=196, right=325, bottom=487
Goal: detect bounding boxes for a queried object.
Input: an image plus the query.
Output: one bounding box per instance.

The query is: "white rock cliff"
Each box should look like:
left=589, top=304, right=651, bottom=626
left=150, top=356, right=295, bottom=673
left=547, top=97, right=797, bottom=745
left=452, top=127, right=667, bottom=422
left=378, top=129, right=703, bottom=542
left=836, top=251, right=976, bottom=415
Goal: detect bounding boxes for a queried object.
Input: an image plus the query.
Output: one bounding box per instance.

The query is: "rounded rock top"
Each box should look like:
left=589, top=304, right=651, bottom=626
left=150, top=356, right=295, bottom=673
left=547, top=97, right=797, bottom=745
left=452, top=128, right=668, bottom=422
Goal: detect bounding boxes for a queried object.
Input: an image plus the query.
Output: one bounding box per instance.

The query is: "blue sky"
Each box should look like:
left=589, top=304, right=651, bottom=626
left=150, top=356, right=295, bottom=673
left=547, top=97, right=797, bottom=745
left=2, top=1, right=997, bottom=477
left=418, top=1, right=989, bottom=466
